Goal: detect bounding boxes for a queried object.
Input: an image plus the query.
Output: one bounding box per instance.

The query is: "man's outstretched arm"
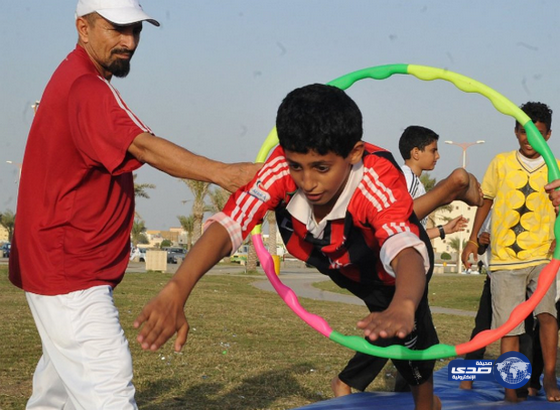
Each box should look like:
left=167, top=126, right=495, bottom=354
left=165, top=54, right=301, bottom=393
left=128, top=132, right=261, bottom=192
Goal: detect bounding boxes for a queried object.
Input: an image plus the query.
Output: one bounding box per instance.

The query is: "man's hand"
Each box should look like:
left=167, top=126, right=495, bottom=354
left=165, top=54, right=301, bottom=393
left=219, top=162, right=263, bottom=193
left=356, top=301, right=415, bottom=341
left=134, top=281, right=189, bottom=352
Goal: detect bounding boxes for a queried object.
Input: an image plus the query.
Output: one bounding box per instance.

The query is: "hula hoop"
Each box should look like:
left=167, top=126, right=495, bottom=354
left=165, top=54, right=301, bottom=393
left=251, top=64, right=560, bottom=360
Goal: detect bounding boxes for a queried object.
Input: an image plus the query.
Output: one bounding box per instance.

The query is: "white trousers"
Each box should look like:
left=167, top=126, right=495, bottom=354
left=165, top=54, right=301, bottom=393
left=25, top=285, right=137, bottom=410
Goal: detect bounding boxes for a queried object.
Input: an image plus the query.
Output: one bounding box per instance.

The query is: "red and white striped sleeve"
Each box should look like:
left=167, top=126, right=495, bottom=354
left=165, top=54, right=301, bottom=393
left=205, top=146, right=296, bottom=254
left=358, top=154, right=429, bottom=277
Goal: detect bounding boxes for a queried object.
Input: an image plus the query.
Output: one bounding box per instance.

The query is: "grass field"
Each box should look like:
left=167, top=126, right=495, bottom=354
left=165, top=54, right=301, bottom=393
left=314, top=273, right=489, bottom=311
left=1, top=267, right=502, bottom=409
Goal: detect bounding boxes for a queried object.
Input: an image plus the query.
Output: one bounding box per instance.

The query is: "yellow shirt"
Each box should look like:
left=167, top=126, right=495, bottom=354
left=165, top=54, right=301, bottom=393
left=481, top=150, right=558, bottom=271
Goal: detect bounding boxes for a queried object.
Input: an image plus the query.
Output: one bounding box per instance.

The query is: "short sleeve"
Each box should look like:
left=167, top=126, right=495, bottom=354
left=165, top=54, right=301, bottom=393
left=207, top=146, right=296, bottom=252
left=481, top=156, right=500, bottom=200
left=68, top=75, right=150, bottom=174
left=361, top=155, right=429, bottom=275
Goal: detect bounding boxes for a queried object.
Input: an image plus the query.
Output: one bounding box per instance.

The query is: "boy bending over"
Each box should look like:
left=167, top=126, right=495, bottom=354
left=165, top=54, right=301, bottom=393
left=332, top=125, right=474, bottom=397
left=135, top=84, right=441, bottom=410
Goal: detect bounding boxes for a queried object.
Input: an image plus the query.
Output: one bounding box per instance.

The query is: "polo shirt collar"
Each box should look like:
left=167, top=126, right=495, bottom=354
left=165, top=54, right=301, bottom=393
left=286, top=161, right=364, bottom=238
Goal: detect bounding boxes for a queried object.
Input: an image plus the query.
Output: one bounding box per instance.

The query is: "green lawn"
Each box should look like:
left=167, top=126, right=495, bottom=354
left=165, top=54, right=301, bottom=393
left=313, top=273, right=487, bottom=312
left=1, top=268, right=498, bottom=409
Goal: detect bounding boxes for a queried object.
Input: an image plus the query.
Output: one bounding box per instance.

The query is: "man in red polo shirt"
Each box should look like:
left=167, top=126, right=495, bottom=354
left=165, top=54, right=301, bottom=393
left=9, top=1, right=258, bottom=408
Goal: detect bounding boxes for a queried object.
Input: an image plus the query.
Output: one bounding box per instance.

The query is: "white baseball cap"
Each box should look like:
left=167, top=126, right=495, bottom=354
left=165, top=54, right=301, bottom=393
left=76, top=0, right=160, bottom=27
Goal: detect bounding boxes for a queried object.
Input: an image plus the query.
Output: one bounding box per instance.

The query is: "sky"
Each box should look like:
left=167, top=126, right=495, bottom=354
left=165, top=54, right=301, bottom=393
left=2, top=0, right=560, bottom=231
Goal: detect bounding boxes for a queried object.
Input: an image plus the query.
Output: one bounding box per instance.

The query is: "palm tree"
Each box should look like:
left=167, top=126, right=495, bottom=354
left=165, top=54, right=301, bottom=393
left=130, top=219, right=148, bottom=248
left=242, top=211, right=280, bottom=273
left=246, top=239, right=259, bottom=271
left=181, top=180, right=210, bottom=243
left=207, top=186, right=230, bottom=213
left=177, top=215, right=195, bottom=250
left=448, top=236, right=467, bottom=271
left=133, top=173, right=156, bottom=223
left=246, top=211, right=279, bottom=272
left=133, top=173, right=156, bottom=198
left=0, top=210, right=15, bottom=242
left=420, top=172, right=453, bottom=229
left=266, top=212, right=278, bottom=257
left=420, top=172, right=437, bottom=191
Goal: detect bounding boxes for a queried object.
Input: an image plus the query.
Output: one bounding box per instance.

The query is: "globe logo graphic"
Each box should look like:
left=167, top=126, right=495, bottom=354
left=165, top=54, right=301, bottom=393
left=494, top=352, right=532, bottom=389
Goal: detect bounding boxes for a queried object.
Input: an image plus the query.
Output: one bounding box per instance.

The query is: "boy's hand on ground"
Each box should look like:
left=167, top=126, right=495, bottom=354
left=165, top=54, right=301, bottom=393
left=134, top=281, right=189, bottom=352
left=356, top=303, right=414, bottom=341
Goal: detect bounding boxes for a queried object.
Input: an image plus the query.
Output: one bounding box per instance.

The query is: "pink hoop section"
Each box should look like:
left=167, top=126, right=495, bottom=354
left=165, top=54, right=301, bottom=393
left=252, top=233, right=333, bottom=337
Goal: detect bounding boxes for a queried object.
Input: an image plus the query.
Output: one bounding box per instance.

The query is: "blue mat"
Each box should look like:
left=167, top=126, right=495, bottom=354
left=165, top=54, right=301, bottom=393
left=294, top=366, right=559, bottom=409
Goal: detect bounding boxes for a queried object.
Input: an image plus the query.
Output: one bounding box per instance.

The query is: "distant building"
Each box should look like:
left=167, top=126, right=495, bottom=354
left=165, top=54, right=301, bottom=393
left=429, top=200, right=478, bottom=257
left=0, top=225, right=8, bottom=242
left=144, top=228, right=185, bottom=248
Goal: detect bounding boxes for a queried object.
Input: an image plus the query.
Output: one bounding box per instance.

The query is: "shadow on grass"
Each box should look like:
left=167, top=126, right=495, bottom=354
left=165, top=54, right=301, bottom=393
left=137, top=363, right=321, bottom=410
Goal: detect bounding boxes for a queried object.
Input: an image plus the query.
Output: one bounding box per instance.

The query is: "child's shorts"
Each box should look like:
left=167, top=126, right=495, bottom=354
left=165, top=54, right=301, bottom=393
left=491, top=264, right=557, bottom=336
left=363, top=291, right=438, bottom=386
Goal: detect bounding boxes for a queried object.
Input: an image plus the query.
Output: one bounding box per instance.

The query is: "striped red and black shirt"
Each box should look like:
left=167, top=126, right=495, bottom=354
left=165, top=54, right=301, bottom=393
left=209, top=143, right=432, bottom=289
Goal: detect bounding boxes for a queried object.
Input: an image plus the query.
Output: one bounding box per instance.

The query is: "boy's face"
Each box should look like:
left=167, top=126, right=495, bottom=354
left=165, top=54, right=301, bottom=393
left=515, top=121, right=551, bottom=159
left=415, top=140, right=440, bottom=171
left=284, top=142, right=364, bottom=218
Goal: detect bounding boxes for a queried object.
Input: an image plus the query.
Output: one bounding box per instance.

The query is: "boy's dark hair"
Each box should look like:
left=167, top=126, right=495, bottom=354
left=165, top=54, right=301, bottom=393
left=517, top=102, right=553, bottom=131
left=398, top=125, right=439, bottom=160
left=276, top=84, right=362, bottom=157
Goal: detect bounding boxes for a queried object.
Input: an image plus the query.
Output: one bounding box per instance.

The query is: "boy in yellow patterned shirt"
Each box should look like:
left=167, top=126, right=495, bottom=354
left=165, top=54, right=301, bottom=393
left=463, top=102, right=560, bottom=403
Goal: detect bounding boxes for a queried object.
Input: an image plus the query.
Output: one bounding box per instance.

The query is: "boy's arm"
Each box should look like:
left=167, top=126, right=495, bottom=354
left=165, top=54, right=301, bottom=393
left=134, top=222, right=233, bottom=352
left=133, top=146, right=289, bottom=352
left=461, top=198, right=493, bottom=268
left=357, top=247, right=425, bottom=340
left=425, top=215, right=468, bottom=239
